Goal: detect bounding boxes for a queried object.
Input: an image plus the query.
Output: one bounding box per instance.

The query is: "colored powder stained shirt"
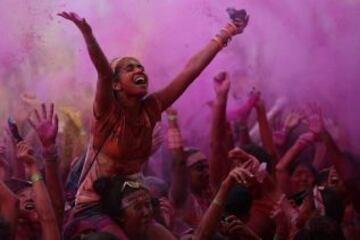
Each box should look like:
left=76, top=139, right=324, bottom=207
left=76, top=94, right=162, bottom=205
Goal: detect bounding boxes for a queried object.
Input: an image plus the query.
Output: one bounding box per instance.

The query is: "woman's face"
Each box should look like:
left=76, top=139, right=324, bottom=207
left=327, top=167, right=346, bottom=196
left=121, top=189, right=153, bottom=235
left=290, top=165, right=315, bottom=193
left=114, top=58, right=148, bottom=98
left=17, top=187, right=39, bottom=223
left=189, top=161, right=209, bottom=191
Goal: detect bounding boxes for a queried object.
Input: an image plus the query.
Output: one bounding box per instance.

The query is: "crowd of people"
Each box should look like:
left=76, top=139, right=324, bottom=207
left=0, top=9, right=359, bottom=240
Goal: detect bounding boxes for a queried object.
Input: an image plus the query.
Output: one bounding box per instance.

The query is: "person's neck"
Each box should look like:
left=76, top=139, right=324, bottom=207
left=191, top=185, right=206, bottom=196
left=116, top=92, right=142, bottom=114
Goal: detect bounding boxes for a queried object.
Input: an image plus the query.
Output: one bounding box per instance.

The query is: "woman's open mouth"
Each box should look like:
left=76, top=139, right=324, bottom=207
left=133, top=75, right=147, bottom=86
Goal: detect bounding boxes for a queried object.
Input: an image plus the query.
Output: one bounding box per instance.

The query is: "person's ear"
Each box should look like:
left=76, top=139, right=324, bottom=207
left=113, top=81, right=122, bottom=91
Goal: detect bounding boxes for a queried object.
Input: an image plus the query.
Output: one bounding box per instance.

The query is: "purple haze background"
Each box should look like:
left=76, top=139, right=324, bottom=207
left=0, top=0, right=359, bottom=153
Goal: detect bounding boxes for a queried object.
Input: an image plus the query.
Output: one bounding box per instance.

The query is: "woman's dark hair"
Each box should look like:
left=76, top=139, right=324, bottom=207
left=224, top=184, right=253, bottom=220
left=242, top=144, right=273, bottom=173
left=111, top=57, right=139, bottom=82
left=289, top=161, right=318, bottom=183
left=93, top=176, right=141, bottom=219
left=321, top=188, right=345, bottom=223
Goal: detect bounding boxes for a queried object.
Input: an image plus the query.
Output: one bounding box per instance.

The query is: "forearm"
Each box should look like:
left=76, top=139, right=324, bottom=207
left=210, top=95, right=231, bottom=188
left=43, top=145, right=65, bottom=226
left=80, top=30, right=113, bottom=115
left=312, top=142, right=327, bottom=170
left=156, top=41, right=222, bottom=111
left=29, top=165, right=60, bottom=240
left=169, top=148, right=188, bottom=207
left=235, top=122, right=252, bottom=146
left=81, top=30, right=112, bottom=79
left=194, top=180, right=231, bottom=240
left=167, top=121, right=188, bottom=207
left=255, top=105, right=278, bottom=165
left=276, top=141, right=306, bottom=171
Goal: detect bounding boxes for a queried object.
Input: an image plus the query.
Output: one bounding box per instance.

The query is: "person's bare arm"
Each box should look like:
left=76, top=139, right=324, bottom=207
left=155, top=17, right=249, bottom=111
left=167, top=109, right=188, bottom=208
left=254, top=98, right=279, bottom=167
left=194, top=166, right=256, bottom=240
left=230, top=90, right=260, bottom=147
left=275, top=132, right=314, bottom=193
left=58, top=12, right=113, bottom=116
left=16, top=142, right=60, bottom=240
left=28, top=103, right=64, bottom=227
left=305, top=107, right=360, bottom=212
left=210, top=72, right=232, bottom=189
left=0, top=179, right=18, bottom=238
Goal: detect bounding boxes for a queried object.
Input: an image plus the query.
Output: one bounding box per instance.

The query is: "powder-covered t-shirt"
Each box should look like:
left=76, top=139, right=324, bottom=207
left=76, top=94, right=162, bottom=205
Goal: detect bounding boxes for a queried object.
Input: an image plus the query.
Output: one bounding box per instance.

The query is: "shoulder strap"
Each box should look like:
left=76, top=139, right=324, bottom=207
left=78, top=113, right=121, bottom=185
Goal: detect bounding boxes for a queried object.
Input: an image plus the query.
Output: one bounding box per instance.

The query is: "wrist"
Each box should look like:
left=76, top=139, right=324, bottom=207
left=212, top=23, right=235, bottom=48
left=216, top=93, right=228, bottom=103
left=221, top=177, right=234, bottom=190
left=31, top=172, right=43, bottom=183
left=212, top=198, right=224, bottom=208
left=42, top=144, right=58, bottom=162
left=167, top=115, right=178, bottom=127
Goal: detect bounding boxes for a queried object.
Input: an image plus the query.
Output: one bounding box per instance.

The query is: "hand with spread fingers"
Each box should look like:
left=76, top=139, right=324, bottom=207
left=228, top=147, right=259, bottom=171
left=28, top=103, right=59, bottom=148
left=283, top=110, right=303, bottom=133
left=16, top=141, right=36, bottom=167
left=58, top=11, right=92, bottom=34
left=225, top=165, right=257, bottom=188
left=302, top=104, right=325, bottom=136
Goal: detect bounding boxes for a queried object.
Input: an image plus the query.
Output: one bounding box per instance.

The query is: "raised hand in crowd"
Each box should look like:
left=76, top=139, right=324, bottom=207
left=28, top=103, right=64, bottom=227
left=213, top=71, right=231, bottom=99
left=16, top=141, right=60, bottom=240
left=58, top=12, right=92, bottom=35
left=28, top=103, right=59, bottom=148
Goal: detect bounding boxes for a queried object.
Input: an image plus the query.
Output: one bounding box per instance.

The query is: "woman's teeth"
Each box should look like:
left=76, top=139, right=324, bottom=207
left=24, top=202, right=35, bottom=210
left=134, top=76, right=146, bottom=85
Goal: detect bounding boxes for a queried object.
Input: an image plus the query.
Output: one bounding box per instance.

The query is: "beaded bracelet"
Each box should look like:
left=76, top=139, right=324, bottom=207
left=167, top=115, right=177, bottom=121
left=212, top=199, right=224, bottom=208
left=31, top=173, right=43, bottom=183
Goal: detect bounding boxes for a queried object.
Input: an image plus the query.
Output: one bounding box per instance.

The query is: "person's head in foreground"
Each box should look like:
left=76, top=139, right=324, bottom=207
left=93, top=176, right=153, bottom=239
